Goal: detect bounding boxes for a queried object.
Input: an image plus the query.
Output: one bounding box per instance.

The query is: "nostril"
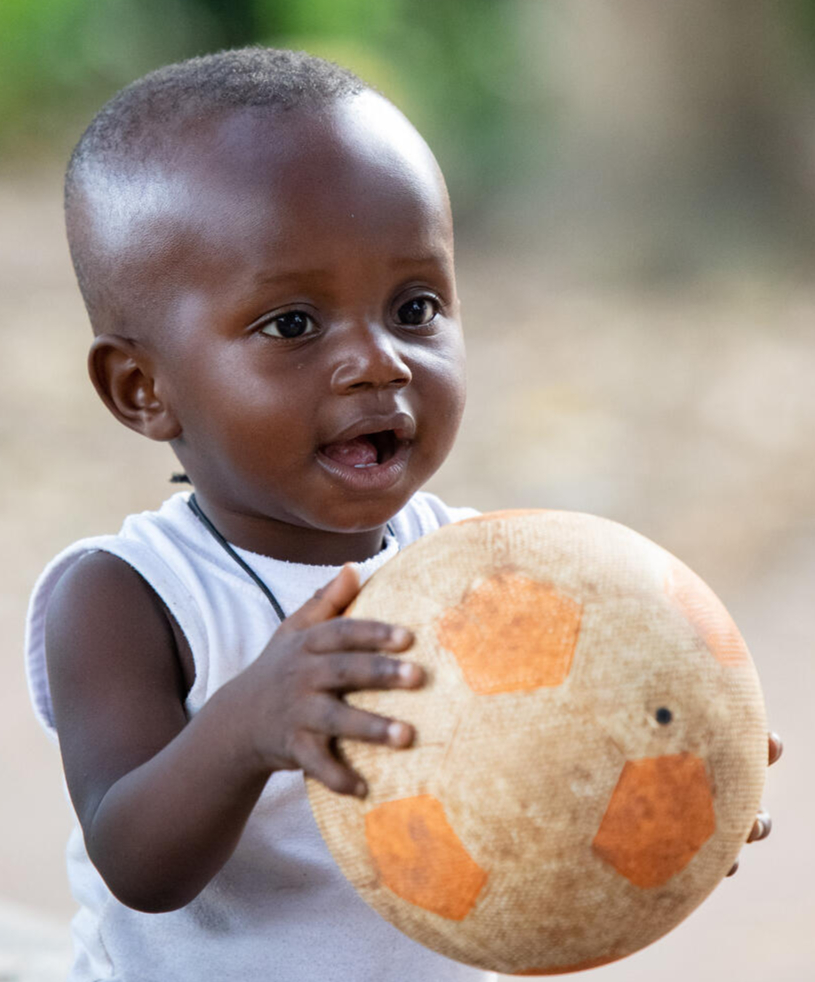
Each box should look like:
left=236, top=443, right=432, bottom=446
left=331, top=364, right=412, bottom=393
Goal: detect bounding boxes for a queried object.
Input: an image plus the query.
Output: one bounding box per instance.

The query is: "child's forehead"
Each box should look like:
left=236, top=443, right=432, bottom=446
left=132, top=93, right=453, bottom=273
left=174, top=92, right=446, bottom=208
left=97, top=92, right=448, bottom=271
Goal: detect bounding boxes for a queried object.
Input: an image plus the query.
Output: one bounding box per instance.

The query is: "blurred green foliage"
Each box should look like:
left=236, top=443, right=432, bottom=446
left=0, top=0, right=549, bottom=213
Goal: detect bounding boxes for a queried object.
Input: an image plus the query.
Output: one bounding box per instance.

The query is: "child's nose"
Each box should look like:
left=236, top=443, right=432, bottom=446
left=329, top=323, right=412, bottom=393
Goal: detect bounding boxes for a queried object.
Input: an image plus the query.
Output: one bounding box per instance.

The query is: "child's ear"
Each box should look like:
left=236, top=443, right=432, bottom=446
left=88, top=335, right=181, bottom=442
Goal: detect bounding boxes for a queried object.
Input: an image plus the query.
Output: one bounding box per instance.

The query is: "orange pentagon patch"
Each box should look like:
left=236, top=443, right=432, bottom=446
left=665, top=562, right=749, bottom=667
left=436, top=571, right=582, bottom=694
left=365, top=794, right=487, bottom=920
left=592, top=753, right=716, bottom=888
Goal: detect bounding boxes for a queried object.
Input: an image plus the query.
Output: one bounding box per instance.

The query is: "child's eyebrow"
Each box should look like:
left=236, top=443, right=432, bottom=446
left=252, top=269, right=333, bottom=287
left=251, top=252, right=452, bottom=288
left=387, top=250, right=452, bottom=269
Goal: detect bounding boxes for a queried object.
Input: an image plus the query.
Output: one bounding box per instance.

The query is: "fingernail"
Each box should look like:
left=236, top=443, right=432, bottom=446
left=391, top=626, right=410, bottom=646
left=388, top=721, right=409, bottom=746
left=398, top=662, right=420, bottom=683
left=355, top=781, right=367, bottom=798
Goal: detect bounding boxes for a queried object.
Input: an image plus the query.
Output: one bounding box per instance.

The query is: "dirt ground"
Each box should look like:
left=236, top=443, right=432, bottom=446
left=1, top=169, right=813, bottom=980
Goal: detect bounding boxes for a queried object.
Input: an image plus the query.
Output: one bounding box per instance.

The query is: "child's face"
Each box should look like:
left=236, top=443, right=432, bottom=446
left=141, top=92, right=465, bottom=560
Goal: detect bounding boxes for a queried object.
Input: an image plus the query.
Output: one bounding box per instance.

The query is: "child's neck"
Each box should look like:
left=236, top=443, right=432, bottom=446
left=190, top=494, right=389, bottom=566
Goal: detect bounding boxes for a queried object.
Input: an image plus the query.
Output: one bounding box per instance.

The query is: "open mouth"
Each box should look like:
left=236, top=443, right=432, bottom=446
left=319, top=430, right=400, bottom=469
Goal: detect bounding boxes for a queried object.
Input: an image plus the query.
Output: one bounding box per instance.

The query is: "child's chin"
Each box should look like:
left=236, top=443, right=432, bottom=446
left=318, top=490, right=414, bottom=535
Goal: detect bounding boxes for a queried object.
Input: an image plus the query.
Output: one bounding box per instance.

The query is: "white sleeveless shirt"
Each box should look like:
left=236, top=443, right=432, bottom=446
left=25, top=491, right=492, bottom=982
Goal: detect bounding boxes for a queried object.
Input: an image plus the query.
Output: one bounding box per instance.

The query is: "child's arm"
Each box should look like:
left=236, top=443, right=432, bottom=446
left=45, top=553, right=420, bottom=914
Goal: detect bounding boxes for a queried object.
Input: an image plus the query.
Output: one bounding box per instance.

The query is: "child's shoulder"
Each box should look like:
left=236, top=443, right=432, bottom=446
left=25, top=492, right=204, bottom=737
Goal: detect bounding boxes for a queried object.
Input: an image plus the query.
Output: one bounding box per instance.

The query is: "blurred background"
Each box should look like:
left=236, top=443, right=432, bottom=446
left=1, top=1, right=813, bottom=979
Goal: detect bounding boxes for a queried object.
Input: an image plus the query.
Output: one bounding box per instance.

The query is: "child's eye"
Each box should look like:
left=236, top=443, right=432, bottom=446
left=260, top=311, right=317, bottom=339
left=396, top=297, right=439, bottom=327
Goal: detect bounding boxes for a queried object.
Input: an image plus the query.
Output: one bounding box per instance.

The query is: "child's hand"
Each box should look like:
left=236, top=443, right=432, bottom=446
left=45, top=555, right=422, bottom=910
left=241, top=564, right=423, bottom=797
left=726, top=731, right=783, bottom=876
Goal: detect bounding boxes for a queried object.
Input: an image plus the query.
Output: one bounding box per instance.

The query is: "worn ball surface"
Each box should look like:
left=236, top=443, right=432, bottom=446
left=306, top=510, right=767, bottom=975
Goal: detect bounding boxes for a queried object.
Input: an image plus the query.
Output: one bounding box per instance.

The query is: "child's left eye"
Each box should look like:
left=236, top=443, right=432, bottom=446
left=396, top=297, right=439, bottom=327
left=260, top=311, right=317, bottom=339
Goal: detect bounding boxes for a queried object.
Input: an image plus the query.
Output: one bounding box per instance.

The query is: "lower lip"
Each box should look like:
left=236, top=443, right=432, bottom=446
left=316, top=441, right=412, bottom=493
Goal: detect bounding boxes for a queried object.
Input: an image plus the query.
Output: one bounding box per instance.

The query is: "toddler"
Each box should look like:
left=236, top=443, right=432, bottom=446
left=25, top=46, right=779, bottom=982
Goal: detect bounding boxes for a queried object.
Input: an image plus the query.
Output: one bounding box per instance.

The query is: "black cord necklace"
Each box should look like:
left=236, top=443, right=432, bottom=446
left=187, top=494, right=287, bottom=620
left=186, top=493, right=395, bottom=622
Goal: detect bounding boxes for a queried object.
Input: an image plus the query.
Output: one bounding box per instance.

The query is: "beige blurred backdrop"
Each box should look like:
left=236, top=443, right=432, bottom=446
left=1, top=3, right=814, bottom=980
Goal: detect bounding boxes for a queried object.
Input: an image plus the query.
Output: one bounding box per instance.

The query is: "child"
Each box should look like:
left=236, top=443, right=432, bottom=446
left=25, top=46, right=483, bottom=982
left=25, top=46, right=778, bottom=982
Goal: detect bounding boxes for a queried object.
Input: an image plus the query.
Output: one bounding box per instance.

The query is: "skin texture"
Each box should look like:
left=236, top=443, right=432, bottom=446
left=46, top=92, right=779, bottom=915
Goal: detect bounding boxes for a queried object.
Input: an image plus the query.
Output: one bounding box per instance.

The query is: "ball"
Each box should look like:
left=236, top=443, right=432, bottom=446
left=306, top=510, right=767, bottom=975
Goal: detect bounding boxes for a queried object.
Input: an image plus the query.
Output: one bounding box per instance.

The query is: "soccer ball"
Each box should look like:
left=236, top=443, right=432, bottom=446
left=306, top=510, right=767, bottom=975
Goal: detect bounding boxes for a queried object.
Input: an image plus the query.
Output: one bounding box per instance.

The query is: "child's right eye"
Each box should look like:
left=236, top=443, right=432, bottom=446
left=260, top=311, right=317, bottom=339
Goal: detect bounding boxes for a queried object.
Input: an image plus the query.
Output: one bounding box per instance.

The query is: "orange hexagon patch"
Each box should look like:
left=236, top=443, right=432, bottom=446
left=665, top=562, right=749, bottom=667
left=364, top=794, right=488, bottom=920
left=436, top=571, right=582, bottom=694
left=592, top=753, right=716, bottom=888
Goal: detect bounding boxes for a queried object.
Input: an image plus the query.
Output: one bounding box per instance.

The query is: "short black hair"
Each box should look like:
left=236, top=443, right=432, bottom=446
left=65, top=47, right=368, bottom=328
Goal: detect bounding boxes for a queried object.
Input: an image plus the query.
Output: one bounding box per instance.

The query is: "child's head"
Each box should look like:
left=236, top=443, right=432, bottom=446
left=65, top=48, right=466, bottom=559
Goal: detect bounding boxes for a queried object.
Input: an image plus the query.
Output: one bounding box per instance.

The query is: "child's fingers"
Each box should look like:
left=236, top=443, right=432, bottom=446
left=290, top=730, right=366, bottom=797
left=722, top=806, right=774, bottom=877
left=747, top=810, right=772, bottom=843
left=302, top=693, right=415, bottom=748
left=768, top=731, right=783, bottom=766
left=283, top=564, right=361, bottom=631
left=309, top=651, right=424, bottom=691
left=306, top=618, right=413, bottom=654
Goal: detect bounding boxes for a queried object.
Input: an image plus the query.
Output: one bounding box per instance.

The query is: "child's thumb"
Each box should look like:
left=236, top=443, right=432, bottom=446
left=285, top=563, right=361, bottom=630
